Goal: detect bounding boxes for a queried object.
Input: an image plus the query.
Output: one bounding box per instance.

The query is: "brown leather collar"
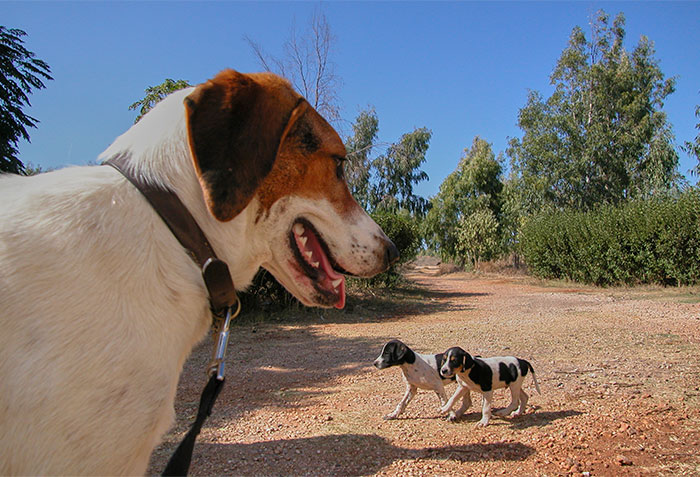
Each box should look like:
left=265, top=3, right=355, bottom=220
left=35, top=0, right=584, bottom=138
left=105, top=153, right=237, bottom=313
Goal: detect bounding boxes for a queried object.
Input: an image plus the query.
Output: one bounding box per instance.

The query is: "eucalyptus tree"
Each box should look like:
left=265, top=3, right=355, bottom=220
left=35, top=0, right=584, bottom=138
left=370, top=127, right=431, bottom=217
left=344, top=107, right=379, bottom=209
left=682, top=104, right=700, bottom=176
left=507, top=11, right=680, bottom=213
left=424, top=137, right=503, bottom=261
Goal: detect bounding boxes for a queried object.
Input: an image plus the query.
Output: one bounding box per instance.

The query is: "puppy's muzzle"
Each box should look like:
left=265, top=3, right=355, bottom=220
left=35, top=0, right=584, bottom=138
left=373, top=358, right=388, bottom=369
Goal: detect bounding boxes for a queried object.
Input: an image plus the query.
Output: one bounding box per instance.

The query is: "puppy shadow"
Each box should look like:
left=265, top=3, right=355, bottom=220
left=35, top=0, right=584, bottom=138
left=508, top=408, right=583, bottom=429
left=167, top=433, right=534, bottom=476
left=445, top=407, right=582, bottom=429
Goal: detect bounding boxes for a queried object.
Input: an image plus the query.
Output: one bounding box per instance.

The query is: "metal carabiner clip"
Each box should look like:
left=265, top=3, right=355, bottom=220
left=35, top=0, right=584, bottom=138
left=207, top=297, right=241, bottom=380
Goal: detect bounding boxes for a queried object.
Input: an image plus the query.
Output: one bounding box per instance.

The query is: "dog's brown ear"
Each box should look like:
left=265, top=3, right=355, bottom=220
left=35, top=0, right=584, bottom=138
left=184, top=69, right=299, bottom=221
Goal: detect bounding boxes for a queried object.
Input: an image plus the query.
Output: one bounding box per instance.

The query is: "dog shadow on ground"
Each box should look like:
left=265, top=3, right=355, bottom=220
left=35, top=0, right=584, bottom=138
left=302, top=285, right=489, bottom=324
left=238, top=279, right=489, bottom=326
left=171, top=433, right=535, bottom=476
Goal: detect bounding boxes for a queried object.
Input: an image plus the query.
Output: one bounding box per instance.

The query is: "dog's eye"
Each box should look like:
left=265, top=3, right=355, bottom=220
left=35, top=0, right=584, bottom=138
left=333, top=155, right=346, bottom=180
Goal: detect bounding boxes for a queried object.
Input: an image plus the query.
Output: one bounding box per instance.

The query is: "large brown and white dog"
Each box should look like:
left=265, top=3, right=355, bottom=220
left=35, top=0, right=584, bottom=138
left=0, top=69, right=398, bottom=475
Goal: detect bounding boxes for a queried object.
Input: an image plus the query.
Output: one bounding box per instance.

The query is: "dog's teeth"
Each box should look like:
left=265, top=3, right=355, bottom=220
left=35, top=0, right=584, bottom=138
left=311, top=261, right=319, bottom=268
left=332, top=279, right=342, bottom=288
left=304, top=251, right=313, bottom=260
left=293, top=224, right=305, bottom=236
left=299, top=236, right=308, bottom=246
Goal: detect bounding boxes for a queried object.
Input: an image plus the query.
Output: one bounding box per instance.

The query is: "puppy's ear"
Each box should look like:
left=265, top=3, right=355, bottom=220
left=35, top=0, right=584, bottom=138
left=395, top=342, right=407, bottom=360
left=463, top=352, right=474, bottom=369
left=184, top=69, right=301, bottom=221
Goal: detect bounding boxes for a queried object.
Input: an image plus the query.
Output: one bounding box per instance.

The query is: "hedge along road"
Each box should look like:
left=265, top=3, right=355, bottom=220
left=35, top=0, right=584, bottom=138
left=148, top=267, right=700, bottom=476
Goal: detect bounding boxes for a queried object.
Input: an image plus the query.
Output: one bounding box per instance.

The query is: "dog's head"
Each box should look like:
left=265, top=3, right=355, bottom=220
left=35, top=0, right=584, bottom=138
left=373, top=339, right=416, bottom=369
left=440, top=346, right=474, bottom=378
left=184, top=69, right=398, bottom=309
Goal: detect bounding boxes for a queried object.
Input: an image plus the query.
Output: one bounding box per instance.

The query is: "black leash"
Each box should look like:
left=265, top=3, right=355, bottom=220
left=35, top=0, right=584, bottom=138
left=162, top=373, right=224, bottom=476
left=105, top=155, right=239, bottom=477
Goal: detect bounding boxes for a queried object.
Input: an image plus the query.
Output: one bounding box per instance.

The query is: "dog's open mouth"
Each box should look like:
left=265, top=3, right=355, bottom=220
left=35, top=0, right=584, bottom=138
left=289, top=218, right=346, bottom=309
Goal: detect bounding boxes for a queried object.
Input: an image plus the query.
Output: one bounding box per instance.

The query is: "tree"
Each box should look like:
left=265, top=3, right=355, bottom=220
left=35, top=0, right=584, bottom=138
left=128, top=78, right=191, bottom=123
left=342, top=107, right=431, bottom=217
left=424, top=137, right=503, bottom=261
left=456, top=208, right=500, bottom=267
left=344, top=107, right=379, bottom=209
left=0, top=27, right=52, bottom=174
left=682, top=104, right=700, bottom=176
left=507, top=11, right=680, bottom=213
left=370, top=127, right=431, bottom=216
left=246, top=10, right=341, bottom=125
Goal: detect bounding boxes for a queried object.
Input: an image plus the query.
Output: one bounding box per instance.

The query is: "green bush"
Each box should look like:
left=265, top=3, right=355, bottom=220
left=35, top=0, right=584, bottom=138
left=520, top=189, right=700, bottom=286
left=361, top=209, right=422, bottom=287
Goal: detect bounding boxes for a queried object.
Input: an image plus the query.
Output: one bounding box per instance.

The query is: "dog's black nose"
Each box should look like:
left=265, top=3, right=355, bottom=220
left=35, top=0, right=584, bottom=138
left=386, top=240, right=399, bottom=267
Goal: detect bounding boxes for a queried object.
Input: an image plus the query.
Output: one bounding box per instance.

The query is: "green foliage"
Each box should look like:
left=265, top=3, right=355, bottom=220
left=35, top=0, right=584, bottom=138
left=682, top=104, right=700, bottom=176
left=344, top=108, right=431, bottom=217
left=424, top=137, right=503, bottom=262
left=370, top=127, right=432, bottom=217
left=0, top=26, right=52, bottom=174
left=456, top=208, right=500, bottom=268
left=372, top=209, right=421, bottom=266
left=23, top=162, right=47, bottom=175
left=360, top=209, right=422, bottom=287
left=507, top=11, right=681, bottom=214
left=520, top=188, right=700, bottom=286
left=344, top=107, right=379, bottom=210
left=128, top=78, right=191, bottom=123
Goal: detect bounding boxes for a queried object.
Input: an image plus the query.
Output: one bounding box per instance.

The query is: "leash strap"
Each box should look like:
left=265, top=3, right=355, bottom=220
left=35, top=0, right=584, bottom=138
left=104, top=154, right=238, bottom=476
left=161, top=374, right=225, bottom=477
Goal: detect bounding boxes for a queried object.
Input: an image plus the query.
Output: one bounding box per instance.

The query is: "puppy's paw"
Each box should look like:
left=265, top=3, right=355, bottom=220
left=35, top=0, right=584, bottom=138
left=446, top=412, right=459, bottom=422
left=383, top=413, right=398, bottom=420
left=476, top=419, right=490, bottom=427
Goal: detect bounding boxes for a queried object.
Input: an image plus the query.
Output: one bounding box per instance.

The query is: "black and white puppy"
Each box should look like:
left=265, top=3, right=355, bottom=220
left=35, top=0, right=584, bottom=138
left=373, top=339, right=471, bottom=420
left=439, top=346, right=541, bottom=427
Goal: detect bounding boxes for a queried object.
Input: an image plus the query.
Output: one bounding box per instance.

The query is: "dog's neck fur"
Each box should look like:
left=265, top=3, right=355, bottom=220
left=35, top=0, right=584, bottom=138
left=98, top=89, right=265, bottom=291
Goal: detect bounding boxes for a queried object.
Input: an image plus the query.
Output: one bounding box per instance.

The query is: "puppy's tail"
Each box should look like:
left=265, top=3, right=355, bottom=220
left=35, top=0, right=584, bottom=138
left=528, top=362, right=542, bottom=395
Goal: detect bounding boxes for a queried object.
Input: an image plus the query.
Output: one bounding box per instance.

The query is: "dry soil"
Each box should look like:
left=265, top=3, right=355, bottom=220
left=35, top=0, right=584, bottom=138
left=148, top=268, right=700, bottom=476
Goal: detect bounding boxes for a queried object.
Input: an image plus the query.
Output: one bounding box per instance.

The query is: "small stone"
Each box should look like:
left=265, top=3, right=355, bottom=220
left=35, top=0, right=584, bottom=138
left=616, top=455, right=633, bottom=466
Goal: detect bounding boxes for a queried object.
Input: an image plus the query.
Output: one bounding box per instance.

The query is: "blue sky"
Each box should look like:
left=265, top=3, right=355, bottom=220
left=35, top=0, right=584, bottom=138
left=5, top=1, right=700, bottom=198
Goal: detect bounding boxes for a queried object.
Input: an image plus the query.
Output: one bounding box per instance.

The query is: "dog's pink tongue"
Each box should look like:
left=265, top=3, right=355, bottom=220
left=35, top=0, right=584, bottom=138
left=295, top=225, right=346, bottom=309
left=318, top=251, right=345, bottom=309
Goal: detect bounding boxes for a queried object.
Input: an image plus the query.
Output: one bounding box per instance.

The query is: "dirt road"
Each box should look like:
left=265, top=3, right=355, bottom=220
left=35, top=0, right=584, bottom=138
left=148, top=270, right=700, bottom=476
